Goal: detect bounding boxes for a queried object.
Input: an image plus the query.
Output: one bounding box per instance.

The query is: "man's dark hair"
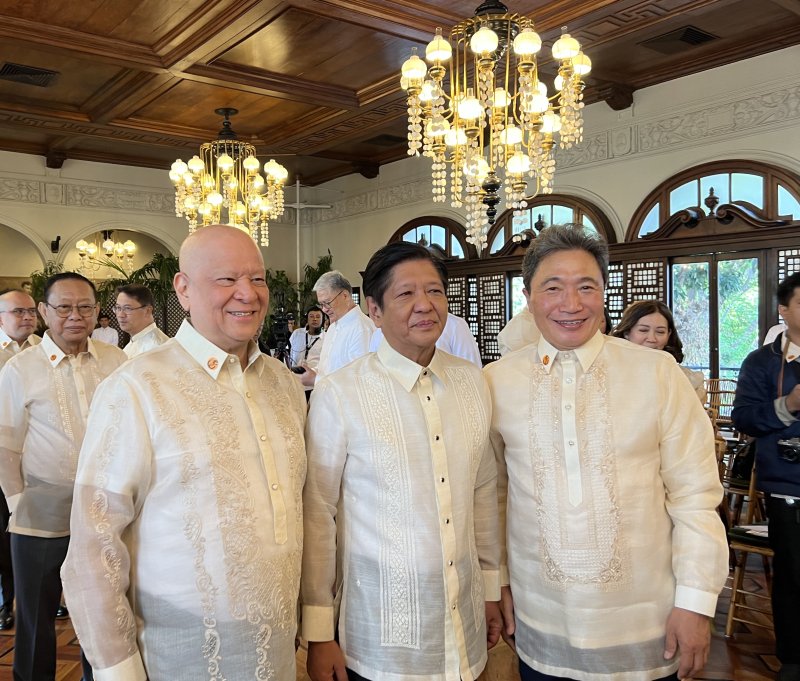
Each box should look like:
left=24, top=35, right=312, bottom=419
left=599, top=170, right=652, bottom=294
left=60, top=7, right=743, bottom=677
left=777, top=272, right=800, bottom=307
left=97, top=313, right=110, bottom=321
left=115, top=283, right=155, bottom=308
left=43, top=272, right=96, bottom=303
left=363, top=242, right=448, bottom=309
left=521, top=224, right=609, bottom=291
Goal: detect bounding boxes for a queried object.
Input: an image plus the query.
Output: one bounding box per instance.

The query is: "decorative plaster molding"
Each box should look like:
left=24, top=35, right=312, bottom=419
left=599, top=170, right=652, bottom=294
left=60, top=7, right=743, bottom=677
left=0, top=178, right=175, bottom=215
left=0, top=179, right=40, bottom=203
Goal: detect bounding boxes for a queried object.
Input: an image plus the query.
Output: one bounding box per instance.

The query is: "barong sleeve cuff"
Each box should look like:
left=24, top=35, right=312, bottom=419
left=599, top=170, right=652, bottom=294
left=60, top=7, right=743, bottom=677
left=92, top=652, right=146, bottom=681
left=674, top=585, right=718, bottom=617
left=483, top=569, right=501, bottom=601
left=301, top=604, right=336, bottom=642
left=500, top=564, right=510, bottom=588
left=5, top=493, right=19, bottom=514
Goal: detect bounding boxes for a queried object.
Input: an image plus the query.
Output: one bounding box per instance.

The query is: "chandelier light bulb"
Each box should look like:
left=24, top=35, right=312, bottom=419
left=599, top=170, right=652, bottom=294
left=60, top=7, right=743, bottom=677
left=457, top=90, right=483, bottom=121
left=86, top=242, right=98, bottom=257
left=492, top=88, right=510, bottom=108
left=264, top=159, right=288, bottom=182
left=573, top=51, right=592, bottom=75
left=536, top=81, right=548, bottom=97
left=444, top=127, right=467, bottom=146
left=252, top=174, right=265, bottom=189
left=523, top=91, right=550, bottom=114
left=507, top=150, right=531, bottom=175
left=171, top=159, right=188, bottom=175
left=76, top=239, right=88, bottom=252
left=554, top=74, right=565, bottom=91
left=500, top=125, right=523, bottom=146
left=242, top=155, right=260, bottom=172
left=187, top=156, right=204, bottom=174
left=217, top=153, right=234, bottom=173
left=124, top=240, right=136, bottom=255
left=513, top=27, right=542, bottom=56
left=541, top=110, right=562, bottom=133
left=208, top=192, right=223, bottom=207
left=464, top=157, right=490, bottom=182
left=102, top=238, right=114, bottom=254
left=470, top=26, right=499, bottom=55
left=419, top=80, right=438, bottom=102
left=426, top=28, right=452, bottom=62
left=552, top=31, right=580, bottom=60
left=401, top=50, right=427, bottom=81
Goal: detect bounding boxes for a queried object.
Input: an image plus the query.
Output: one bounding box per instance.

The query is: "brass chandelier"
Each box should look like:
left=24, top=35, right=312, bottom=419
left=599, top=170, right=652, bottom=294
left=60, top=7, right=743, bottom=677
left=400, top=0, right=591, bottom=253
left=169, top=108, right=288, bottom=246
left=76, top=230, right=137, bottom=274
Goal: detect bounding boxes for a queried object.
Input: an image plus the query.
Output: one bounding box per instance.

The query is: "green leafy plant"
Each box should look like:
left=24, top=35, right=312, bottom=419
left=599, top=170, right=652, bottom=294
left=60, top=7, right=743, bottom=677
left=28, top=261, right=64, bottom=302
left=298, top=251, right=333, bottom=315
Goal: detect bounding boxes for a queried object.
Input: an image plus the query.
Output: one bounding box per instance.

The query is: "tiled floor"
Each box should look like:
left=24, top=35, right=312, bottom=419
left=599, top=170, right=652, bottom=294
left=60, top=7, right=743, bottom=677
left=0, top=570, right=776, bottom=681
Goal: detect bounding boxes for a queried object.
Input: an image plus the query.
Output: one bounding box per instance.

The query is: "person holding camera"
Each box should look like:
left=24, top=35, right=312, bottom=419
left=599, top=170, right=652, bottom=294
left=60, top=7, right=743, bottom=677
left=733, top=271, right=800, bottom=681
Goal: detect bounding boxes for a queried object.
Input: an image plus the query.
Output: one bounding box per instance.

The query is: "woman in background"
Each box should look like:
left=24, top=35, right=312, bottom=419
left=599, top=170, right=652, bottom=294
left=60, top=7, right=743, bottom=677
left=611, top=299, right=707, bottom=402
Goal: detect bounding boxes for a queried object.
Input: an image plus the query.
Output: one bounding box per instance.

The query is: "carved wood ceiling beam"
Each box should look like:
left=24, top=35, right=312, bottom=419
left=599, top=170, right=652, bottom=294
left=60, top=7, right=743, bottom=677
left=82, top=73, right=181, bottom=125
left=0, top=15, right=163, bottom=71
left=180, top=62, right=358, bottom=109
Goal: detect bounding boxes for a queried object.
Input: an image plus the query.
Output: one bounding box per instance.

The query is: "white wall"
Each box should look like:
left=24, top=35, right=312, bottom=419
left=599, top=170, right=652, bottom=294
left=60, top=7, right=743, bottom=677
left=1, top=46, right=798, bottom=288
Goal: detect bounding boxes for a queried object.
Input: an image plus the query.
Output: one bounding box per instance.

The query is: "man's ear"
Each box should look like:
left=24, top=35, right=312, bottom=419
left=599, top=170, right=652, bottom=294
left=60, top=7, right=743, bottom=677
left=173, top=272, right=190, bottom=312
left=37, top=301, right=49, bottom=328
left=366, top=296, right=382, bottom=328
left=523, top=287, right=533, bottom=312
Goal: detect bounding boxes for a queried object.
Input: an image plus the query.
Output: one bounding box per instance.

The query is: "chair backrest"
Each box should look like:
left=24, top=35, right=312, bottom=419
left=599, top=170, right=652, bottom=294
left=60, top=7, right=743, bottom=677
left=744, top=462, right=760, bottom=524
left=705, top=378, right=738, bottom=427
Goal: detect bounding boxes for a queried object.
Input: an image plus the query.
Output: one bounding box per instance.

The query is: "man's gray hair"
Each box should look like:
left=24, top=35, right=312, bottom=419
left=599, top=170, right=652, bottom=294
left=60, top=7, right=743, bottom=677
left=521, top=223, right=609, bottom=290
left=313, top=270, right=353, bottom=294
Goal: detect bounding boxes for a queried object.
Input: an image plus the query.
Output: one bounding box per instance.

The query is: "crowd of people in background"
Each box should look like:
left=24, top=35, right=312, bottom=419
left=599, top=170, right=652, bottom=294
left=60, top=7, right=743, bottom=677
left=0, top=222, right=796, bottom=681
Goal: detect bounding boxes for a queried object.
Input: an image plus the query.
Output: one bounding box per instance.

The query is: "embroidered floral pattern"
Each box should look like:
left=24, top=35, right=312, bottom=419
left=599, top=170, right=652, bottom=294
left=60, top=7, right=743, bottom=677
left=356, top=371, right=421, bottom=649
left=529, top=360, right=628, bottom=591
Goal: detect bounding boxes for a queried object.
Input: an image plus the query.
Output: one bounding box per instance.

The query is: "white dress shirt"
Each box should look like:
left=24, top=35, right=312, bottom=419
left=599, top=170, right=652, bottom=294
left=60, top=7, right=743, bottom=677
left=91, top=325, right=119, bottom=346
left=496, top=308, right=539, bottom=356
left=123, top=322, right=169, bottom=358
left=0, top=328, right=40, bottom=368
left=764, top=322, right=786, bottom=345
left=0, top=332, right=126, bottom=536
left=61, top=320, right=307, bottom=681
left=288, top=327, right=324, bottom=368
left=370, top=313, right=482, bottom=367
left=302, top=340, right=500, bottom=681
left=484, top=332, right=728, bottom=681
left=315, top=305, right=374, bottom=378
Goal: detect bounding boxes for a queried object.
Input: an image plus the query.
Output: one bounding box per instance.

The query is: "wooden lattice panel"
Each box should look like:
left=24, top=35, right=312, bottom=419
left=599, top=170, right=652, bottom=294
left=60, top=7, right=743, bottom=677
left=477, top=273, right=505, bottom=362
left=163, top=292, right=186, bottom=336
left=626, top=260, right=666, bottom=302
left=447, top=276, right=466, bottom=318
left=778, top=248, right=800, bottom=281
left=605, top=262, right=625, bottom=327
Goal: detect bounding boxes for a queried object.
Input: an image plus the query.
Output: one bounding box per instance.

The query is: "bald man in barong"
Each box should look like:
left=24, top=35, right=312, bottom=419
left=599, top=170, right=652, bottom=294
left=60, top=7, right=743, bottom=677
left=62, top=225, right=307, bottom=681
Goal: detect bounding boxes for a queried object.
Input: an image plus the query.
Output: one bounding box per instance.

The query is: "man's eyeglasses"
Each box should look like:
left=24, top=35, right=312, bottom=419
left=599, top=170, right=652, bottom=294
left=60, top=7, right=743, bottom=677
left=0, top=307, right=37, bottom=318
left=45, top=303, right=96, bottom=318
left=112, top=305, right=145, bottom=315
left=319, top=290, right=345, bottom=311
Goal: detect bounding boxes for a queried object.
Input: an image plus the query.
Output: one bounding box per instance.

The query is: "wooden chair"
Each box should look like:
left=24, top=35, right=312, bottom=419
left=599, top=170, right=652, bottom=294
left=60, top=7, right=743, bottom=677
left=724, top=463, right=774, bottom=637
left=705, top=378, right=739, bottom=437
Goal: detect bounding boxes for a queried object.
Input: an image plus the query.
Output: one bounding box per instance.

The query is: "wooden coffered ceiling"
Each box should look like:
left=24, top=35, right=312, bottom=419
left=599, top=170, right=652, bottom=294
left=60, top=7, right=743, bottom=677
left=0, top=0, right=798, bottom=187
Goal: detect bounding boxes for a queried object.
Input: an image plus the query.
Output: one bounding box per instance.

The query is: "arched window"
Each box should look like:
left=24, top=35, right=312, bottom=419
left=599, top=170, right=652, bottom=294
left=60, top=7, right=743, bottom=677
left=389, top=216, right=472, bottom=260
left=628, top=160, right=800, bottom=240
left=486, top=196, right=616, bottom=255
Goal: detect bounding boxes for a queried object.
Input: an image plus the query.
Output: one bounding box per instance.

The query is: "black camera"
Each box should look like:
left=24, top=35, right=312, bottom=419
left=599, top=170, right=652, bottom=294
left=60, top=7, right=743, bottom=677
left=777, top=437, right=800, bottom=464
left=290, top=366, right=306, bottom=374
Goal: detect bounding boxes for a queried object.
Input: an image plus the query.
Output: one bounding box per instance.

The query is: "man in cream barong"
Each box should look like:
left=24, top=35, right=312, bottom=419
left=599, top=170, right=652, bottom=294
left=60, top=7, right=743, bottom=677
left=302, top=242, right=501, bottom=681
left=62, top=225, right=307, bottom=681
left=485, top=225, right=728, bottom=681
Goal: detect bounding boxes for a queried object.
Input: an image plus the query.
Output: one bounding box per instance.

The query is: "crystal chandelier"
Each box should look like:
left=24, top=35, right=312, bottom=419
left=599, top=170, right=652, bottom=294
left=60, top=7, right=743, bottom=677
left=169, top=108, right=288, bottom=247
left=400, top=0, right=591, bottom=253
left=76, top=231, right=137, bottom=274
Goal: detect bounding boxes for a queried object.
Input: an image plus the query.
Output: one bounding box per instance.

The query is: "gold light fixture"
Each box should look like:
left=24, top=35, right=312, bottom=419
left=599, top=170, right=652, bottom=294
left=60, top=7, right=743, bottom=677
left=400, top=0, right=591, bottom=253
left=76, top=231, right=137, bottom=274
left=170, top=108, right=288, bottom=247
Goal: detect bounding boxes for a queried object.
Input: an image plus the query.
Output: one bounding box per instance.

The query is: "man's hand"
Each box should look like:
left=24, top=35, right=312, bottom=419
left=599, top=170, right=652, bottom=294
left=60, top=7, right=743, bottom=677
left=786, top=384, right=800, bottom=413
left=663, top=607, right=711, bottom=680
left=499, top=585, right=516, bottom=650
left=299, top=366, right=317, bottom=388
left=485, top=601, right=503, bottom=649
left=307, top=640, right=348, bottom=681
